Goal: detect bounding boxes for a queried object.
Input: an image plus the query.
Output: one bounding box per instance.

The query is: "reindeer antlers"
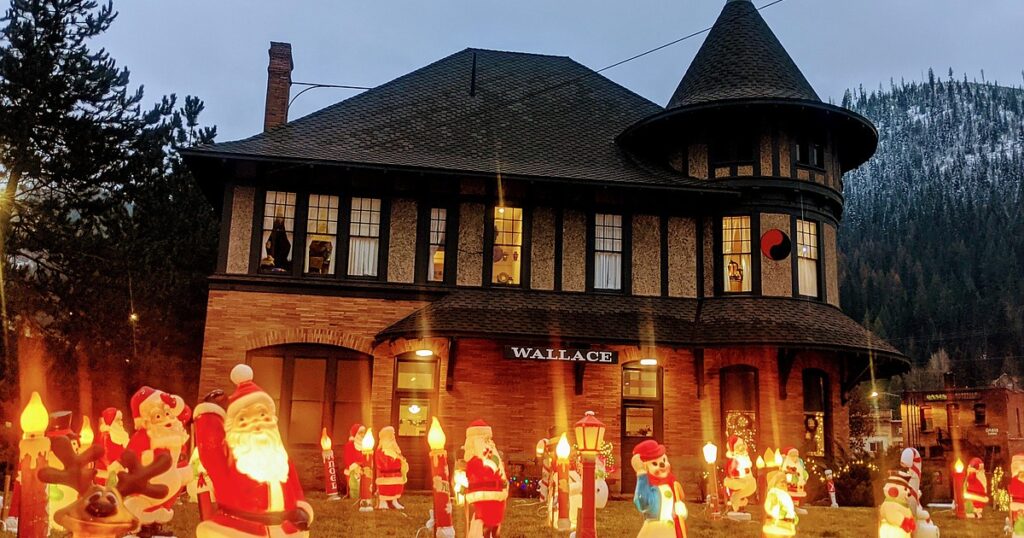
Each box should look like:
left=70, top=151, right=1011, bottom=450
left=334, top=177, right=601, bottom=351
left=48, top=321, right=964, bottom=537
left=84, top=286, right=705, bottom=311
left=115, top=450, right=171, bottom=499
left=38, top=436, right=104, bottom=495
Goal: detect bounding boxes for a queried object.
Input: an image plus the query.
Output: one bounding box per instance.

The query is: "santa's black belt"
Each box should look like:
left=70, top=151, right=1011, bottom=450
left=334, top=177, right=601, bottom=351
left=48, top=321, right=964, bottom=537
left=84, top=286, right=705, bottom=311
left=469, top=480, right=507, bottom=490
left=218, top=505, right=298, bottom=526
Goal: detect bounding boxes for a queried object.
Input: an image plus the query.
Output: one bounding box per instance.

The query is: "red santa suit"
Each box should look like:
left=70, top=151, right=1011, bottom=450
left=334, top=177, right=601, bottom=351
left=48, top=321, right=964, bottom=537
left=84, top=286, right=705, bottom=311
left=1009, top=454, right=1024, bottom=538
left=723, top=435, right=756, bottom=513
left=341, top=424, right=366, bottom=498
left=463, top=420, right=508, bottom=537
left=963, top=457, right=989, bottom=516
left=195, top=364, right=313, bottom=538
left=374, top=426, right=407, bottom=508
left=122, top=386, right=192, bottom=527
left=96, top=408, right=128, bottom=485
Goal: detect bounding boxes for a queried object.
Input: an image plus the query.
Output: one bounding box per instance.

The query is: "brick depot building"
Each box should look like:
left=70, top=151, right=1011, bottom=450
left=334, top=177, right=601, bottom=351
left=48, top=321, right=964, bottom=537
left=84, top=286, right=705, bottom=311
left=184, top=0, right=907, bottom=491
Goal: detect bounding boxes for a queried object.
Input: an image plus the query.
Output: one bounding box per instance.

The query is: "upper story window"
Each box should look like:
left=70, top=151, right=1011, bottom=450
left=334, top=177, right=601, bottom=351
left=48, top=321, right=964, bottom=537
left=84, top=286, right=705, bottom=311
left=348, top=197, right=381, bottom=277
left=305, top=194, right=339, bottom=275
left=593, top=213, right=623, bottom=290
left=974, top=403, right=987, bottom=425
left=796, top=219, right=819, bottom=297
left=427, top=208, right=447, bottom=282
left=796, top=140, right=825, bottom=168
left=491, top=207, right=523, bottom=286
left=920, top=406, right=934, bottom=432
left=710, top=135, right=755, bottom=166
left=259, top=191, right=296, bottom=274
left=722, top=216, right=752, bottom=293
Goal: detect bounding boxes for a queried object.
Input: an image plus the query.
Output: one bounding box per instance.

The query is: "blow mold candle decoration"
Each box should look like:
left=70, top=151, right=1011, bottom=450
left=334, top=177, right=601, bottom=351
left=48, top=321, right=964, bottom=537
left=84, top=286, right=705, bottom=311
left=319, top=429, right=341, bottom=500
left=898, top=448, right=938, bottom=538
left=780, top=448, right=808, bottom=514
left=194, top=364, right=313, bottom=537
left=631, top=439, right=687, bottom=538
left=463, top=419, right=508, bottom=538
left=1009, top=454, right=1024, bottom=538
left=39, top=436, right=172, bottom=538
left=120, top=386, right=192, bottom=537
left=879, top=471, right=916, bottom=538
left=375, top=426, right=408, bottom=510
left=762, top=465, right=797, bottom=537
left=426, top=418, right=454, bottom=538
left=18, top=391, right=51, bottom=538
left=723, top=435, right=756, bottom=520
left=963, top=457, right=989, bottom=519
left=553, top=434, right=571, bottom=531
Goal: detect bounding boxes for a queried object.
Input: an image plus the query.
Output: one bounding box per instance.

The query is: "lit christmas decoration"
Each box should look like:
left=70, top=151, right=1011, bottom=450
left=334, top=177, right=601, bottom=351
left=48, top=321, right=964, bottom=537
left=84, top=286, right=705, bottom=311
left=95, top=409, right=128, bottom=486
left=462, top=419, right=508, bottom=536
left=723, top=435, right=756, bottom=520
left=194, top=364, right=313, bottom=537
left=426, top=417, right=454, bottom=538
left=953, top=458, right=967, bottom=520
left=762, top=467, right=797, bottom=537
left=879, top=471, right=916, bottom=538
left=554, top=433, right=571, bottom=531
left=359, top=428, right=375, bottom=512
left=342, top=424, right=367, bottom=500
left=18, top=392, right=51, bottom=538
left=963, top=457, right=989, bottom=519
left=452, top=466, right=468, bottom=506
left=77, top=418, right=94, bottom=451
left=573, top=410, right=605, bottom=538
left=824, top=469, right=838, bottom=508
left=703, top=442, right=721, bottom=520
left=375, top=426, right=408, bottom=510
left=780, top=448, right=808, bottom=514
left=319, top=429, right=341, bottom=501
left=1009, top=454, right=1024, bottom=538
left=630, top=439, right=687, bottom=537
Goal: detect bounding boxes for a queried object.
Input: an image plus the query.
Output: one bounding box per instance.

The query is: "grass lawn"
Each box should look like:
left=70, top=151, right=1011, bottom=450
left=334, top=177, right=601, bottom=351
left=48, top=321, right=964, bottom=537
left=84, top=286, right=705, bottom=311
left=36, top=493, right=1010, bottom=537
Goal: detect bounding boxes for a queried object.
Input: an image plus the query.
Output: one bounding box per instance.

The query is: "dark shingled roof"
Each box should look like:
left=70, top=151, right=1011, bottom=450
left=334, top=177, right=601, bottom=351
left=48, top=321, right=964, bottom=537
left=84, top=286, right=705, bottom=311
left=376, top=289, right=906, bottom=367
left=184, top=48, right=717, bottom=190
left=666, top=0, right=820, bottom=109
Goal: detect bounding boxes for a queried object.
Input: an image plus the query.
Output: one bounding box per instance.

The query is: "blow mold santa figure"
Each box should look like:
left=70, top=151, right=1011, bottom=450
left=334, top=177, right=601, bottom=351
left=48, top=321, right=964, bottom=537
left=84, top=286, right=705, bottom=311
left=1008, top=454, right=1024, bottom=538
left=375, top=426, right=409, bottom=510
left=899, top=447, right=939, bottom=538
left=463, top=419, right=508, bottom=538
left=762, top=466, right=797, bottom=537
left=122, top=387, right=192, bottom=536
left=342, top=424, right=367, bottom=499
left=780, top=448, right=808, bottom=514
left=96, top=408, right=129, bottom=486
left=879, top=471, right=916, bottom=538
left=631, top=439, right=687, bottom=538
left=963, top=457, right=989, bottom=518
left=723, top=435, right=756, bottom=518
left=195, top=364, right=313, bottom=537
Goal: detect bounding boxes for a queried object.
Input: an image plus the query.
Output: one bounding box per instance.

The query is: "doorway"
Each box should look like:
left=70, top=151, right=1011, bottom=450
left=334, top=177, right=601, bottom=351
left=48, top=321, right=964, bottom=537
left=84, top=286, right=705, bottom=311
left=620, top=361, right=664, bottom=492
left=391, top=353, right=440, bottom=489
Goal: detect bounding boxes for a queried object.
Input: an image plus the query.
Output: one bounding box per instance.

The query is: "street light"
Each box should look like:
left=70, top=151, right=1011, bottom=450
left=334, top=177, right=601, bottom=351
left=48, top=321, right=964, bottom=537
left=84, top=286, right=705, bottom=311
left=574, top=411, right=606, bottom=538
left=703, top=442, right=721, bottom=520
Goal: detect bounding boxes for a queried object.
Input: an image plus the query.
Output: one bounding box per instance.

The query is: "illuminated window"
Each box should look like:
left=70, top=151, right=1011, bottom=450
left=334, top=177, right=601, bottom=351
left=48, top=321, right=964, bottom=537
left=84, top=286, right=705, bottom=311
left=427, top=208, right=447, bottom=282
left=622, top=367, right=659, bottom=399
left=797, top=220, right=819, bottom=297
left=491, top=207, right=523, bottom=285
left=348, top=197, right=381, bottom=277
left=393, top=357, right=437, bottom=439
left=722, top=366, right=758, bottom=454
left=259, top=191, right=296, bottom=274
left=722, top=216, right=752, bottom=293
left=305, top=194, right=339, bottom=275
left=398, top=397, right=430, bottom=437
left=802, top=370, right=828, bottom=456
left=624, top=407, right=654, bottom=437
left=594, top=214, right=622, bottom=290
left=396, top=361, right=435, bottom=391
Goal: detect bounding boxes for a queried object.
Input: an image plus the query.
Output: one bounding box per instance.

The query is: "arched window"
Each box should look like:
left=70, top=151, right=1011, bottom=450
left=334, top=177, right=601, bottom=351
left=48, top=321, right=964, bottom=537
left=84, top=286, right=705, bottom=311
left=246, top=344, right=371, bottom=446
left=720, top=365, right=759, bottom=453
left=621, top=361, right=663, bottom=493
left=802, top=369, right=830, bottom=457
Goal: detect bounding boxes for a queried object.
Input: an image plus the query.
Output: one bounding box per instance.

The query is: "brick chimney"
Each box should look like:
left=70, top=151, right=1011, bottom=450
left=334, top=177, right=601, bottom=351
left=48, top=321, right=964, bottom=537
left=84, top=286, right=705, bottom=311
left=264, top=42, right=293, bottom=132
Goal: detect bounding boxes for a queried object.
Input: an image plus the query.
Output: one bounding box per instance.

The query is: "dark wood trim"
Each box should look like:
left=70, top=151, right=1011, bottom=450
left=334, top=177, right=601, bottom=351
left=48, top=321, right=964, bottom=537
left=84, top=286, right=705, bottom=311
left=521, top=203, right=533, bottom=290
left=584, top=211, right=595, bottom=291
left=816, top=218, right=827, bottom=303
left=696, top=216, right=705, bottom=298
left=694, top=348, right=705, bottom=400
left=482, top=203, right=495, bottom=286
left=248, top=187, right=266, bottom=274
left=553, top=207, right=564, bottom=291
left=622, top=213, right=633, bottom=295
left=445, top=338, right=458, bottom=392
left=790, top=215, right=800, bottom=298
left=279, top=358, right=295, bottom=443
left=777, top=348, right=796, bottom=400
left=414, top=202, right=430, bottom=285
left=445, top=203, right=459, bottom=286
left=291, top=191, right=309, bottom=278
left=335, top=196, right=352, bottom=278
left=751, top=213, right=762, bottom=296
left=377, top=197, right=392, bottom=282
left=574, top=362, right=586, bottom=395
left=660, top=215, right=670, bottom=297
left=771, top=126, right=781, bottom=177
left=216, top=182, right=235, bottom=273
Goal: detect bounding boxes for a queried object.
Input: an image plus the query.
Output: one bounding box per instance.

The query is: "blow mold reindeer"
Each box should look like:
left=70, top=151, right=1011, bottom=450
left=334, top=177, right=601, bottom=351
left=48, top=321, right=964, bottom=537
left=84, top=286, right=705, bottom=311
left=38, top=436, right=173, bottom=538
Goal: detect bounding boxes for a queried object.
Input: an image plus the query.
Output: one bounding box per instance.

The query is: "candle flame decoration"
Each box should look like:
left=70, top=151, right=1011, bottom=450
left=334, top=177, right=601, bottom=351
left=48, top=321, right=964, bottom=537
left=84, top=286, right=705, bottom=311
left=20, top=391, right=48, bottom=435
left=320, top=428, right=332, bottom=451
left=556, top=433, right=571, bottom=461
left=79, top=416, right=94, bottom=449
left=955, top=458, right=964, bottom=474
left=427, top=416, right=446, bottom=451
left=774, top=449, right=783, bottom=467
left=756, top=456, right=766, bottom=469
left=361, top=429, right=375, bottom=452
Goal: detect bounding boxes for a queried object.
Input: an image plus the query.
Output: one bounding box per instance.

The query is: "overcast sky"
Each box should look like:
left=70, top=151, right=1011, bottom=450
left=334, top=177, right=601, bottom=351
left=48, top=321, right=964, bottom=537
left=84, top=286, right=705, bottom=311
left=95, top=0, right=1023, bottom=142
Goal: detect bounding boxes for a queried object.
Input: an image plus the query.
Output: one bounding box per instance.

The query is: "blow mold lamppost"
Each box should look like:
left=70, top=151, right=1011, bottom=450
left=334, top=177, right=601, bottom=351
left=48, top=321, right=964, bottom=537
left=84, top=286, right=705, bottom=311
left=574, top=411, right=606, bottom=538
left=703, top=442, right=721, bottom=520
left=427, top=418, right=454, bottom=538
left=19, top=392, right=51, bottom=538
left=953, top=458, right=966, bottom=519
left=359, top=429, right=376, bottom=512
left=320, top=428, right=341, bottom=501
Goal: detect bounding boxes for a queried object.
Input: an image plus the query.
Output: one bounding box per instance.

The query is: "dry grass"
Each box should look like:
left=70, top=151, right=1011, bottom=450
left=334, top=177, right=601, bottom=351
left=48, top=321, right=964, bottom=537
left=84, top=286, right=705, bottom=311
left=41, top=493, right=1010, bottom=537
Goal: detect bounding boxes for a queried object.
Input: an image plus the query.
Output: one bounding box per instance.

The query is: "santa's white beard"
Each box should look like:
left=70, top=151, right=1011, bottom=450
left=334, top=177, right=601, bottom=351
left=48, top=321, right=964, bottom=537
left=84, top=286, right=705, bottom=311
left=381, top=440, right=402, bottom=459
left=148, top=422, right=189, bottom=450
left=227, top=427, right=290, bottom=484
left=108, top=424, right=129, bottom=447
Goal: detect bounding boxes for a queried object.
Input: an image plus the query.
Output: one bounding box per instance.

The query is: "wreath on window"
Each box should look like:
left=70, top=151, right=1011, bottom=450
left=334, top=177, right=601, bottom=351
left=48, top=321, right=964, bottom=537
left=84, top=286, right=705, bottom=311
left=496, top=272, right=513, bottom=284
left=804, top=416, right=819, bottom=436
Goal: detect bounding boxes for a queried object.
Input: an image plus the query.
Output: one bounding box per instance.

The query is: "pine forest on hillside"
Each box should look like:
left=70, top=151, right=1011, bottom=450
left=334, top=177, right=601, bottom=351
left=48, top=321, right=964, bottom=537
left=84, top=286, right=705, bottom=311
left=839, top=69, right=1024, bottom=388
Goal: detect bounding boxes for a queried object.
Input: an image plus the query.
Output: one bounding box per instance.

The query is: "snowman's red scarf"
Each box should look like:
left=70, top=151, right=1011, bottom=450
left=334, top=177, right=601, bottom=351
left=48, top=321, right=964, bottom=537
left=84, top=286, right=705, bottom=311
left=646, top=471, right=679, bottom=488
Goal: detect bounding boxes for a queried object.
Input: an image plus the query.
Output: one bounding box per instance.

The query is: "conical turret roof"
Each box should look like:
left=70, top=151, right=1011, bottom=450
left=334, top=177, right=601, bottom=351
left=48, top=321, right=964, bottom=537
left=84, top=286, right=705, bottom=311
left=668, top=0, right=819, bottom=109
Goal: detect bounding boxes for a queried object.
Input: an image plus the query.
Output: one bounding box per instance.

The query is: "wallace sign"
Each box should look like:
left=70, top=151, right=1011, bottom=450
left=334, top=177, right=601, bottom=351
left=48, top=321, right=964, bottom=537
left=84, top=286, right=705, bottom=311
left=503, top=346, right=619, bottom=364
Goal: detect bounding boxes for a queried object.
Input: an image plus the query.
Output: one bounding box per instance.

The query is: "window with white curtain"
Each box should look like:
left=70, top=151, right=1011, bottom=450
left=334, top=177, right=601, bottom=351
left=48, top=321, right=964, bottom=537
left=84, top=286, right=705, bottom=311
left=797, top=219, right=819, bottom=297
left=347, top=197, right=381, bottom=277
left=305, top=194, right=339, bottom=275
left=722, top=216, right=751, bottom=293
left=427, top=208, right=446, bottom=282
left=593, top=213, right=622, bottom=290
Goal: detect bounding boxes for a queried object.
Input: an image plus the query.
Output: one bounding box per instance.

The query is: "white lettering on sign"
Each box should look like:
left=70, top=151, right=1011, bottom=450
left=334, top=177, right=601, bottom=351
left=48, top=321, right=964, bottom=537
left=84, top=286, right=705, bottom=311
left=502, top=346, right=618, bottom=364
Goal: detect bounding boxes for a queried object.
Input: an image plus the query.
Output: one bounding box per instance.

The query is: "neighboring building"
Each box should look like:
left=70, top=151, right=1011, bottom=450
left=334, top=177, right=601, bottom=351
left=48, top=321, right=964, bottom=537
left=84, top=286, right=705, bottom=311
left=182, top=0, right=906, bottom=491
left=861, top=408, right=903, bottom=456
left=903, top=386, right=1024, bottom=471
